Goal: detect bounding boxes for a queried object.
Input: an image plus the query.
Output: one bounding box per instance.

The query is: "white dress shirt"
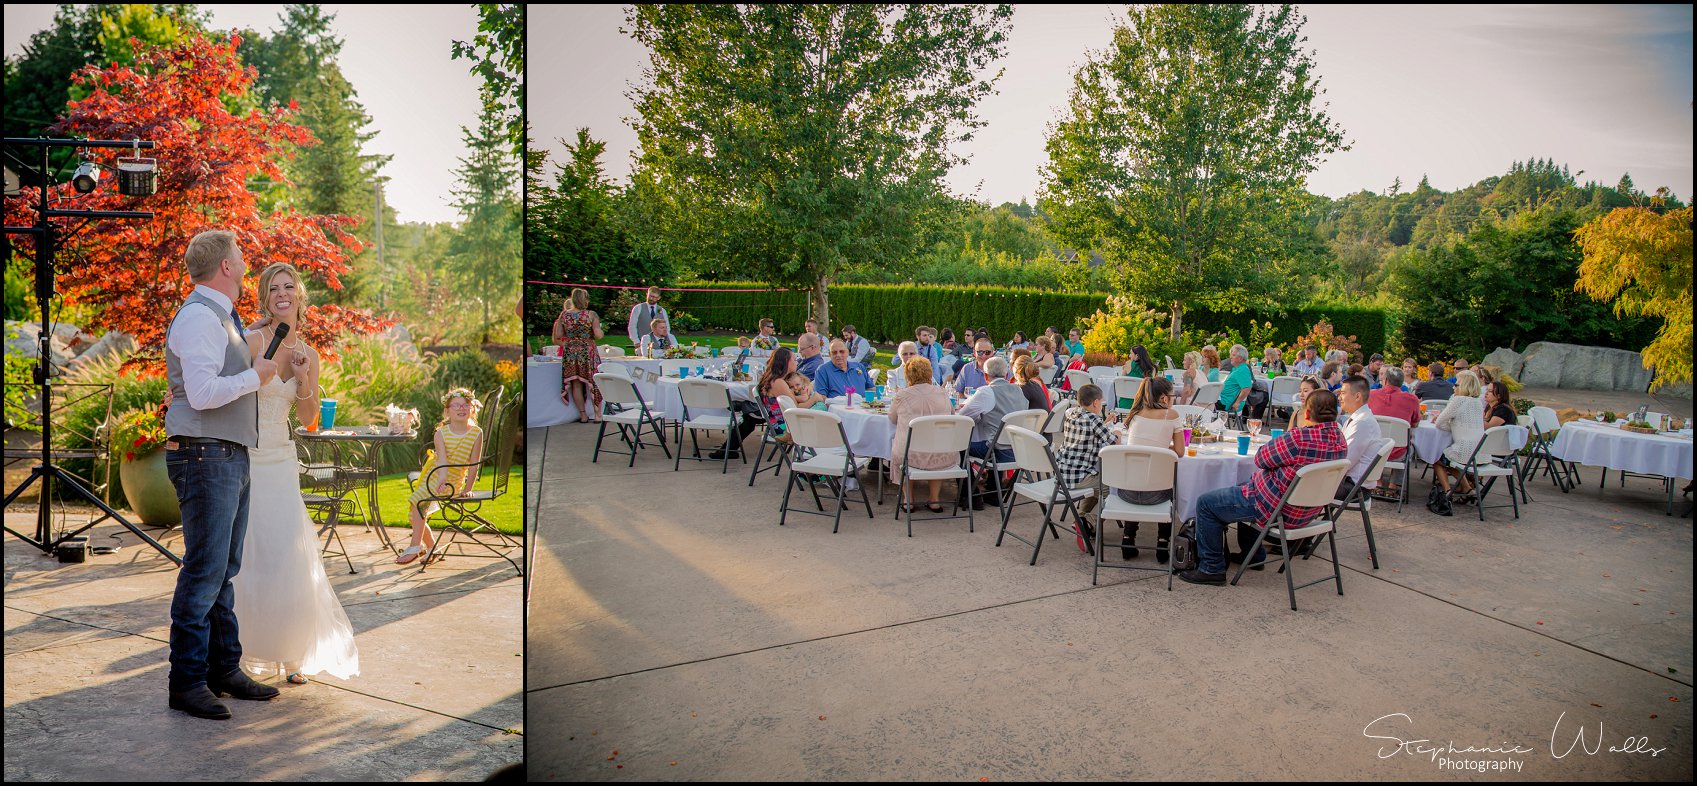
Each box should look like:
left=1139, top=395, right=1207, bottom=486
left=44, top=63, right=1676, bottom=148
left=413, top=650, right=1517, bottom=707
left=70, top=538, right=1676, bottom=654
left=1340, top=403, right=1382, bottom=487
left=638, top=332, right=684, bottom=357
left=845, top=335, right=872, bottom=365
left=955, top=383, right=999, bottom=419
left=627, top=302, right=669, bottom=345
left=166, top=285, right=260, bottom=411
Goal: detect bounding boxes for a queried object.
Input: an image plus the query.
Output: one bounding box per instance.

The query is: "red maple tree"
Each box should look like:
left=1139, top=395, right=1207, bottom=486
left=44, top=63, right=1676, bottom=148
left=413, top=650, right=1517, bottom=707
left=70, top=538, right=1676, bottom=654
left=3, top=31, right=389, bottom=374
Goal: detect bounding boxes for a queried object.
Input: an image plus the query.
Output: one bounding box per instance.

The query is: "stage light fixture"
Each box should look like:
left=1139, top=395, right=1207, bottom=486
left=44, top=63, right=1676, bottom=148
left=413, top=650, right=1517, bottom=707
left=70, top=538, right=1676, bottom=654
left=71, top=161, right=101, bottom=193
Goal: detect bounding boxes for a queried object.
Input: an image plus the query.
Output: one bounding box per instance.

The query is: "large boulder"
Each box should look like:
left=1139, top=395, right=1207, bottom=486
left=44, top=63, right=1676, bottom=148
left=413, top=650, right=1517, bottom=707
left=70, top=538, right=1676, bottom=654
left=66, top=330, right=137, bottom=372
left=1482, top=347, right=1524, bottom=378
left=4, top=320, right=72, bottom=367
left=1516, top=342, right=1655, bottom=392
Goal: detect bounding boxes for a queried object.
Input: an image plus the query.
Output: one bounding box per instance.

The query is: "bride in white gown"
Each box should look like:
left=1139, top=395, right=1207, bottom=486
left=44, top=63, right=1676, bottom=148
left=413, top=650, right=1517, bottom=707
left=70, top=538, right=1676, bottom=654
left=231, top=262, right=359, bottom=684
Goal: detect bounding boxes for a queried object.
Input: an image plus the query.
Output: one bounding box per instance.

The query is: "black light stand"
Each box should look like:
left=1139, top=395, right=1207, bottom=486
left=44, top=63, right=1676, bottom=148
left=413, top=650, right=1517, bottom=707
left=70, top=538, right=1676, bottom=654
left=2, top=137, right=180, bottom=565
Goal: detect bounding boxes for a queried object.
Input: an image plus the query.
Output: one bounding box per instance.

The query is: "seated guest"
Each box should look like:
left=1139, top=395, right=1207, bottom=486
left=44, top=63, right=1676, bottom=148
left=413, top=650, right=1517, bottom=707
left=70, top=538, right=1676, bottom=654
left=802, top=319, right=830, bottom=355
left=1065, top=328, right=1086, bottom=357
left=1325, top=349, right=1348, bottom=366
left=1348, top=363, right=1364, bottom=380
left=812, top=338, right=872, bottom=399
left=1032, top=335, right=1058, bottom=369
left=1400, top=358, right=1419, bottom=391
left=887, top=356, right=955, bottom=513
left=638, top=318, right=682, bottom=357
left=795, top=333, right=825, bottom=378
left=753, top=318, right=780, bottom=350
left=1262, top=346, right=1287, bottom=375
left=736, top=336, right=753, bottom=352
left=1319, top=360, right=1345, bottom=392
left=1448, top=357, right=1471, bottom=384
left=842, top=325, right=873, bottom=365
left=915, top=326, right=945, bottom=384
left=957, top=356, right=1026, bottom=472
left=1365, top=354, right=1386, bottom=388
left=1124, top=344, right=1156, bottom=378
left=1369, top=366, right=1421, bottom=467
left=941, top=328, right=968, bottom=373
left=1430, top=371, right=1486, bottom=509
left=1288, top=375, right=1321, bottom=429
left=1118, top=376, right=1185, bottom=561
left=1413, top=362, right=1454, bottom=401
left=1292, top=344, right=1323, bottom=376
left=1217, top=344, right=1256, bottom=414
left=1178, top=389, right=1348, bottom=586
left=1043, top=326, right=1062, bottom=353
left=1335, top=375, right=1382, bottom=500
left=885, top=341, right=921, bottom=391
left=1050, top=383, right=1116, bottom=538
left=1473, top=366, right=1495, bottom=388
left=1005, top=330, right=1031, bottom=352
left=1012, top=355, right=1051, bottom=411
left=1200, top=346, right=1221, bottom=382
left=1179, top=351, right=1209, bottom=405
left=759, top=347, right=825, bottom=442
left=954, top=338, right=1003, bottom=395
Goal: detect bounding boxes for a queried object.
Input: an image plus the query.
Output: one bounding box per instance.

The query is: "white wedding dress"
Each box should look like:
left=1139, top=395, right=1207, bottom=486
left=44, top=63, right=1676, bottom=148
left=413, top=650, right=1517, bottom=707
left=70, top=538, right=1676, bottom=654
left=232, top=375, right=360, bottom=680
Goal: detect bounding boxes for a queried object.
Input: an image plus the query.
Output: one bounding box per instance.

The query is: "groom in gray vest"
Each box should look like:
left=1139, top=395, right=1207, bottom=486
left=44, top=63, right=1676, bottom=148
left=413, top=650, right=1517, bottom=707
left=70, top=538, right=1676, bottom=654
left=163, top=230, right=280, bottom=719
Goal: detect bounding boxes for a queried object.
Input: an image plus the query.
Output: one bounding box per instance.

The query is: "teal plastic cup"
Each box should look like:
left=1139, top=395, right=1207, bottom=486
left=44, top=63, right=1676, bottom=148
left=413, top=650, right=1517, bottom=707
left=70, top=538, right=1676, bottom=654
left=320, top=399, right=338, bottom=430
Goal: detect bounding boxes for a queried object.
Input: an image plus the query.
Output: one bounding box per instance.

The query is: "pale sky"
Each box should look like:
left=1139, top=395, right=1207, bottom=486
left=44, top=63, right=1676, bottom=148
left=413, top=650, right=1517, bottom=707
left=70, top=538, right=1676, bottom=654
left=4, top=3, right=488, bottom=225
left=530, top=4, right=1694, bottom=204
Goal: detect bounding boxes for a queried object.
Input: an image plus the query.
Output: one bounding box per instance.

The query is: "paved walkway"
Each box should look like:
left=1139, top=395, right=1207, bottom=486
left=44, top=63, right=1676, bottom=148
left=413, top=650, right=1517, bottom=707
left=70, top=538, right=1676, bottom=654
left=3, top=514, right=522, bottom=781
left=529, top=415, right=1691, bottom=781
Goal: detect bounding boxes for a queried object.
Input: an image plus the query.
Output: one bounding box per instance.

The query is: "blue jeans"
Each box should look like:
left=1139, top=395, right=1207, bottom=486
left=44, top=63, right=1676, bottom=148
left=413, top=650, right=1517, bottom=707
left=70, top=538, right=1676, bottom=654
left=1194, top=485, right=1265, bottom=575
left=969, top=440, right=1014, bottom=464
left=166, top=440, right=251, bottom=692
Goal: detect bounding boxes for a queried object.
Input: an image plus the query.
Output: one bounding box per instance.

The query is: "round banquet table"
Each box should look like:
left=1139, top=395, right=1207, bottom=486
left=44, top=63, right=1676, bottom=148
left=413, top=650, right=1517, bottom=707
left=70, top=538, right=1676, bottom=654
left=1550, top=419, right=1693, bottom=480
left=526, top=357, right=578, bottom=427
left=1105, top=438, right=1259, bottom=522
left=825, top=401, right=896, bottom=460
left=1408, top=420, right=1528, bottom=464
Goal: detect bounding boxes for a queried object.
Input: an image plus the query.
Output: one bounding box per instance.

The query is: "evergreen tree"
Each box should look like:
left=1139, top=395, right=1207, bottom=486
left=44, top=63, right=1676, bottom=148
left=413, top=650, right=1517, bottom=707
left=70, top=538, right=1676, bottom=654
left=448, top=111, right=521, bottom=345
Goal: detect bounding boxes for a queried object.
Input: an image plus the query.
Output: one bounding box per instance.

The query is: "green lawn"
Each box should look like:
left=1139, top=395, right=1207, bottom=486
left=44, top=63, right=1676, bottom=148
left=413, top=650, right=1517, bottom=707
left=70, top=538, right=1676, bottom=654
left=371, top=465, right=522, bottom=536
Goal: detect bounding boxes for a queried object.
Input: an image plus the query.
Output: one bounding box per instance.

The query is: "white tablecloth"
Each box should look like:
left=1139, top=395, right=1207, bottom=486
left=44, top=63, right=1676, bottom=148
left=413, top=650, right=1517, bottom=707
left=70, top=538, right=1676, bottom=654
left=1408, top=421, right=1529, bottom=464
left=825, top=402, right=896, bottom=460
left=652, top=376, right=759, bottom=422
left=1550, top=419, right=1694, bottom=479
left=1105, top=443, right=1258, bottom=522
left=527, top=358, right=579, bottom=427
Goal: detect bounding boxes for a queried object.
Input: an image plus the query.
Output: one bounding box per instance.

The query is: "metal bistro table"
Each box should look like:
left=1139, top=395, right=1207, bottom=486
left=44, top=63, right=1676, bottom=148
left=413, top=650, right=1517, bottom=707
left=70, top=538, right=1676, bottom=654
left=295, top=425, right=418, bottom=553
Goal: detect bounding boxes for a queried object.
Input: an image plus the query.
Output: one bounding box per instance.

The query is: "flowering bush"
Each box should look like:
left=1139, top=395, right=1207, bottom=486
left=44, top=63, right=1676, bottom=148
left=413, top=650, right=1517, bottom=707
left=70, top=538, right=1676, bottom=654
left=494, top=359, right=520, bottom=385
left=1079, top=297, right=1170, bottom=361
left=112, top=408, right=167, bottom=462
left=1290, top=319, right=1362, bottom=363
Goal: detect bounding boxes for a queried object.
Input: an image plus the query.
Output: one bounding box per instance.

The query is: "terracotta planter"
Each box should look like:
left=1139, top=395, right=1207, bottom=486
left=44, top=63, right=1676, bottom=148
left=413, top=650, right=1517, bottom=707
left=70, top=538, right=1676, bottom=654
left=118, top=449, right=181, bottom=527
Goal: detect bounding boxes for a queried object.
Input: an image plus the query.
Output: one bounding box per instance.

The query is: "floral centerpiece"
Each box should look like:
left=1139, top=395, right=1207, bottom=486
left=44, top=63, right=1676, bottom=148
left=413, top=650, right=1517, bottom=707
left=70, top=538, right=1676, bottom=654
left=662, top=344, right=697, bottom=359
left=111, top=408, right=179, bottom=525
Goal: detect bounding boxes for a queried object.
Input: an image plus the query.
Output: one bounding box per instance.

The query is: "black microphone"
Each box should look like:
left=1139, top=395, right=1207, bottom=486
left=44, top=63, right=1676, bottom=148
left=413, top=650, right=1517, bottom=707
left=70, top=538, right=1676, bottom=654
left=263, top=322, right=290, bottom=360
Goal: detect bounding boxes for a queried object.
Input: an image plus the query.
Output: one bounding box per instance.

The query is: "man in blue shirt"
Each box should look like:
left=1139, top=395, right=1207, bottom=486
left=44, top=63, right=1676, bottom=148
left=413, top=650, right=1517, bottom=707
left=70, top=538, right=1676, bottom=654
left=813, top=339, right=872, bottom=398
left=795, top=333, right=825, bottom=378
left=1292, top=345, right=1322, bottom=376
left=1217, top=344, right=1256, bottom=413
left=954, top=338, right=1001, bottom=394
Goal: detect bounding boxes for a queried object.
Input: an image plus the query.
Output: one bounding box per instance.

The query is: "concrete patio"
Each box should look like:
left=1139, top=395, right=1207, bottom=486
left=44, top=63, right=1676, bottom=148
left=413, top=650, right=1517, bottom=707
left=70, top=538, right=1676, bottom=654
left=3, top=513, right=523, bottom=782
left=528, top=387, right=1692, bottom=781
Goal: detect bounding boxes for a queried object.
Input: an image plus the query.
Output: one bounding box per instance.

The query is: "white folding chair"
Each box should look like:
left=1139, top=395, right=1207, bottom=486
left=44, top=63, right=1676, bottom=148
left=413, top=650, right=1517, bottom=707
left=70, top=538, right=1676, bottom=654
left=1520, top=406, right=1577, bottom=493
left=1372, top=416, right=1412, bottom=512
left=1110, top=376, right=1143, bottom=414
left=592, top=373, right=670, bottom=466
left=748, top=393, right=797, bottom=486
left=1420, top=398, right=1448, bottom=416
left=1229, top=458, right=1353, bottom=611
left=1325, top=438, right=1393, bottom=570
left=1192, top=381, right=1223, bottom=411
left=895, top=415, right=975, bottom=537
left=1063, top=369, right=1094, bottom=398
left=778, top=408, right=874, bottom=532
left=1086, top=365, right=1118, bottom=378
left=1460, top=425, right=1522, bottom=521
left=1096, top=446, right=1178, bottom=585
left=1040, top=399, right=1072, bottom=437
left=598, top=344, right=626, bottom=358
left=674, top=378, right=744, bottom=474
left=995, top=425, right=1095, bottom=566
left=1268, top=376, right=1302, bottom=424
left=1172, top=404, right=1209, bottom=424
left=1038, top=365, right=1060, bottom=386
left=977, top=409, right=1048, bottom=520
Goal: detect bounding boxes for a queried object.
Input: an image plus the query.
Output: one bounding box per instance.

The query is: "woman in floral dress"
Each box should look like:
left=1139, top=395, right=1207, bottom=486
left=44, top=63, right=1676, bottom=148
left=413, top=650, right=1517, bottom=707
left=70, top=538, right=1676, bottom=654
left=554, top=288, right=603, bottom=423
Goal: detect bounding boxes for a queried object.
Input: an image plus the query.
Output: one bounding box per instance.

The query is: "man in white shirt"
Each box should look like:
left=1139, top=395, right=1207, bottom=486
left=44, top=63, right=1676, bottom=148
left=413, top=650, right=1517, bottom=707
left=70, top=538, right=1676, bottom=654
left=1336, top=374, right=1382, bottom=500
left=627, top=286, right=668, bottom=346
left=162, top=230, right=280, bottom=720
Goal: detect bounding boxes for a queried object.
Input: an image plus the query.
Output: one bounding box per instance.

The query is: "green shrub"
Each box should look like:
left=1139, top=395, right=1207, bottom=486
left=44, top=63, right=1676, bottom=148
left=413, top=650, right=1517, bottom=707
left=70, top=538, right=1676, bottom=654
left=53, top=354, right=169, bottom=510
left=525, top=288, right=567, bottom=339
left=669, top=309, right=704, bottom=332
left=1079, top=298, right=1172, bottom=361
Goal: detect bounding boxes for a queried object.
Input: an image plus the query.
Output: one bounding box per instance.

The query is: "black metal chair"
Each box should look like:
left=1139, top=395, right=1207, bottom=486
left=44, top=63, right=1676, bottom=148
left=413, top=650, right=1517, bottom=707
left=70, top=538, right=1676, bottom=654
left=411, top=391, right=524, bottom=576
left=298, top=439, right=356, bottom=574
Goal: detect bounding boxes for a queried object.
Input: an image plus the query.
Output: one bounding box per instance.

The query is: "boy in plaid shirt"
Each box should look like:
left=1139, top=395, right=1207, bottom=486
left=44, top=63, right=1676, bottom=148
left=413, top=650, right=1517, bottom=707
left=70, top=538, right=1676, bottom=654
left=1179, top=389, right=1348, bottom=585
left=1054, top=384, right=1117, bottom=548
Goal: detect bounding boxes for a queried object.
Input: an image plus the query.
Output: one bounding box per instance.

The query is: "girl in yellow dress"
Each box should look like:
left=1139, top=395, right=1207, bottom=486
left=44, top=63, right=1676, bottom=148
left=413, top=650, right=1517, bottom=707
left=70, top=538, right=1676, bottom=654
left=399, top=388, right=485, bottom=565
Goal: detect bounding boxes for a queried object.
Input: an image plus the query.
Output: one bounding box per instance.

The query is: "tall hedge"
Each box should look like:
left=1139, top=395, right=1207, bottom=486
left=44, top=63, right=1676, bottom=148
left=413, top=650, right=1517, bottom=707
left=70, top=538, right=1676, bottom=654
left=672, top=281, right=1389, bottom=351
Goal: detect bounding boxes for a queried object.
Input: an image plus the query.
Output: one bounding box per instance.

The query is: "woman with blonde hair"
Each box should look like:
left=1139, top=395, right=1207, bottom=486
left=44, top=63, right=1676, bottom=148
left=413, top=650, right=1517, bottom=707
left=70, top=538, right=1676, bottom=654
left=554, top=287, right=603, bottom=423
left=1429, top=370, right=1486, bottom=513
left=887, top=356, right=955, bottom=513
left=1179, top=351, right=1208, bottom=404
left=1031, top=335, right=1057, bottom=370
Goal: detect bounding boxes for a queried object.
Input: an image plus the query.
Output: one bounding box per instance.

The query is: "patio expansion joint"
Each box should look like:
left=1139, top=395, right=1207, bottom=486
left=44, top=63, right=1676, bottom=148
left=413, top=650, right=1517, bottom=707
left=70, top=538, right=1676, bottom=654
left=3, top=604, right=522, bottom=733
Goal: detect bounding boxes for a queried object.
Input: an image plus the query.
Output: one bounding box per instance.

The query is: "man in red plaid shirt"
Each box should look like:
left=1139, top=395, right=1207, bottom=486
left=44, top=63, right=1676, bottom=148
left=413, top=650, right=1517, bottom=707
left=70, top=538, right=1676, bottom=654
left=1179, top=389, right=1348, bottom=585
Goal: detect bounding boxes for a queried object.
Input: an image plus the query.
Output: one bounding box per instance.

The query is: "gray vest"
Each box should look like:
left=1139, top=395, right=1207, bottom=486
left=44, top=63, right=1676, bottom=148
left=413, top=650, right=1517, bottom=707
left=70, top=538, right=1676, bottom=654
left=164, top=292, right=258, bottom=447
left=971, top=381, right=1030, bottom=444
